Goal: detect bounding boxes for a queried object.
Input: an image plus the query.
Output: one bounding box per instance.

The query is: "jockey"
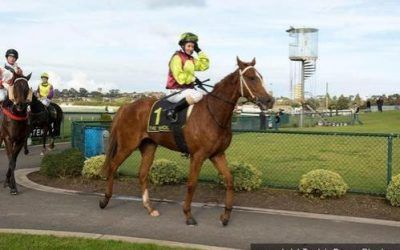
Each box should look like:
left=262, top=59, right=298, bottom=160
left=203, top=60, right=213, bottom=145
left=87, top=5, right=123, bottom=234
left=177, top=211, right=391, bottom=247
left=37, top=72, right=54, bottom=106
left=165, top=32, right=209, bottom=121
left=0, top=49, right=23, bottom=103
left=4, top=49, right=23, bottom=75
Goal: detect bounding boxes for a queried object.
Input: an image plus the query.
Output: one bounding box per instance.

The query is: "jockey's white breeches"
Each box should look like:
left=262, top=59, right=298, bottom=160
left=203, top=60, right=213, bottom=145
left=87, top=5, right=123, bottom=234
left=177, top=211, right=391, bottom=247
left=167, top=88, right=206, bottom=104
left=0, top=88, right=7, bottom=102
left=40, top=98, right=51, bottom=107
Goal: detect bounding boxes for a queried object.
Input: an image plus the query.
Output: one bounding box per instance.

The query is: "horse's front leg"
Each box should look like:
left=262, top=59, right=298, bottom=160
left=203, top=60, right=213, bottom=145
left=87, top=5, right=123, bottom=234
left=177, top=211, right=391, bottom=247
left=3, top=138, right=13, bottom=188
left=183, top=153, right=205, bottom=226
left=9, top=140, right=24, bottom=195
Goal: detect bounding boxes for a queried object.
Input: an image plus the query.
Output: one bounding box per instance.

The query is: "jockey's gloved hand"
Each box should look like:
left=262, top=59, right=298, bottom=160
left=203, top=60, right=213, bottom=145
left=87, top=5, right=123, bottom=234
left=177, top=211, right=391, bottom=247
left=194, top=78, right=202, bottom=85
left=194, top=43, right=201, bottom=53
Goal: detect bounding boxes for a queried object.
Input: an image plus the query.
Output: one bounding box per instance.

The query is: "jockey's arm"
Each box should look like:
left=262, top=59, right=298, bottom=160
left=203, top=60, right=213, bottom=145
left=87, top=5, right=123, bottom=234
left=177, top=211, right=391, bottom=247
left=194, top=51, right=209, bottom=71
left=47, top=85, right=54, bottom=99
left=170, top=55, right=194, bottom=85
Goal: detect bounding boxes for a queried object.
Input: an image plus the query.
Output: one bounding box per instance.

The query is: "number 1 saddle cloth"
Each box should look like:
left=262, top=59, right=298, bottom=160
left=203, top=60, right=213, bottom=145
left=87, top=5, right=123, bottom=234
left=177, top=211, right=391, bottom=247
left=147, top=99, right=194, bottom=133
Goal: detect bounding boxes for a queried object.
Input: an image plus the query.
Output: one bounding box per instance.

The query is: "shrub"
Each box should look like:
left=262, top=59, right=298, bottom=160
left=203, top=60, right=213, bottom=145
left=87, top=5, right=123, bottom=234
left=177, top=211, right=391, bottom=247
left=219, top=161, right=262, bottom=191
left=299, top=169, right=349, bottom=198
left=40, top=148, right=85, bottom=178
left=82, top=155, right=106, bottom=179
left=386, top=174, right=400, bottom=207
left=149, top=159, right=185, bottom=185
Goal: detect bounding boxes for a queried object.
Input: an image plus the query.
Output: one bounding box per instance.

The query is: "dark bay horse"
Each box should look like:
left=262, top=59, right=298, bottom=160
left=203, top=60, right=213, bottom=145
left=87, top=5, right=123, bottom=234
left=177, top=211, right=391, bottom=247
left=99, top=57, right=274, bottom=226
left=24, top=94, right=63, bottom=155
left=1, top=74, right=32, bottom=195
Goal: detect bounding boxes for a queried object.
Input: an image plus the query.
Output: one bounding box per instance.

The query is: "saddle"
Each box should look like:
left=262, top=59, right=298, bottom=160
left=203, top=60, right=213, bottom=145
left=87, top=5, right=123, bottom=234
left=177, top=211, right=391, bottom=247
left=148, top=99, right=194, bottom=154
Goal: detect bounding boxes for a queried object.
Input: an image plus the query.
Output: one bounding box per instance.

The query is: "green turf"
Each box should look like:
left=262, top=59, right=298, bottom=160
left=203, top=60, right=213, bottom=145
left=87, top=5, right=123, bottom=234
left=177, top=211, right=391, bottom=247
left=118, top=111, right=400, bottom=195
left=292, top=110, right=400, bottom=134
left=0, top=233, right=196, bottom=250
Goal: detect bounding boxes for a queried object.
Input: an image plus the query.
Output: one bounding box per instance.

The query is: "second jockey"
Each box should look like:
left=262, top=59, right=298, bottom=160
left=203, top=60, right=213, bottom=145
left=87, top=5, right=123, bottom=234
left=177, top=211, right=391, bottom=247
left=37, top=72, right=54, bottom=107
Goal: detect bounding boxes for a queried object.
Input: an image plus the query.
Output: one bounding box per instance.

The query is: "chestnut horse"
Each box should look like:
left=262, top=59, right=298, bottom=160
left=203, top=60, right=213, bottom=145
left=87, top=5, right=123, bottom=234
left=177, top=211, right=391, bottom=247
left=1, top=74, right=32, bottom=195
left=99, top=57, right=274, bottom=226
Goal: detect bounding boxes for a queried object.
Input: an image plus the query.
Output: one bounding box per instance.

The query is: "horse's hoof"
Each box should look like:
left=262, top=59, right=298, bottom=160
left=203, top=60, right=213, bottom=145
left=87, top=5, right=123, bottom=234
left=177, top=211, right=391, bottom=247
left=24, top=150, right=29, bottom=155
left=220, top=214, right=230, bottom=226
left=40, top=152, right=44, bottom=156
left=10, top=189, right=18, bottom=195
left=150, top=210, right=160, bottom=217
left=99, top=198, right=109, bottom=209
left=186, top=217, right=198, bottom=226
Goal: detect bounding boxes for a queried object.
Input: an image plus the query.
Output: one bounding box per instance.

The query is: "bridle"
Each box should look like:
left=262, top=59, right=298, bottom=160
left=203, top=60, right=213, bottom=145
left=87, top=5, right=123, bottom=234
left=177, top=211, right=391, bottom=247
left=239, top=65, right=264, bottom=99
left=11, top=77, right=32, bottom=109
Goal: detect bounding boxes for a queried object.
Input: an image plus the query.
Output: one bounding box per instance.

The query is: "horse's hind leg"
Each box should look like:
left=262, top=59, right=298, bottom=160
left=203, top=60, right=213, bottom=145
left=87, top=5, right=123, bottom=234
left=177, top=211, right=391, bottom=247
left=210, top=153, right=234, bottom=226
left=138, top=140, right=158, bottom=216
left=99, top=137, right=141, bottom=209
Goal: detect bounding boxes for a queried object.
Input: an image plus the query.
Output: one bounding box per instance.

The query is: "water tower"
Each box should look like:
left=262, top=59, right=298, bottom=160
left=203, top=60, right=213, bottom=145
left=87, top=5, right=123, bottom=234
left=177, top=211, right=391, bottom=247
left=286, top=27, right=318, bottom=103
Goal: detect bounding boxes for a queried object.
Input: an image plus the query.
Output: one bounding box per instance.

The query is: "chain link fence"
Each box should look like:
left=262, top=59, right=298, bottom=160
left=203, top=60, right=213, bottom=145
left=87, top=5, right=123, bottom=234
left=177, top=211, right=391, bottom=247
left=70, top=119, right=399, bottom=196
left=117, top=130, right=399, bottom=195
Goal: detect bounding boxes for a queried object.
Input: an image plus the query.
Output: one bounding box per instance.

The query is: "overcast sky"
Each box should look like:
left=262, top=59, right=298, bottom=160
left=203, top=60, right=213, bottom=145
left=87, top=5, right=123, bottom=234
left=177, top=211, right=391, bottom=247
left=1, top=0, right=399, bottom=98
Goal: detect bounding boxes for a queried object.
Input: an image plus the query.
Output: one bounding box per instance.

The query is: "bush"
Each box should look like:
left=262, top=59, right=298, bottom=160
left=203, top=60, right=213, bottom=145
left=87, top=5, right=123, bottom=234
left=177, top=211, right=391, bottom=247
left=299, top=169, right=349, bottom=198
left=40, top=148, right=85, bottom=178
left=82, top=155, right=106, bottom=179
left=149, top=159, right=185, bottom=185
left=386, top=174, right=400, bottom=207
left=219, top=162, right=262, bottom=191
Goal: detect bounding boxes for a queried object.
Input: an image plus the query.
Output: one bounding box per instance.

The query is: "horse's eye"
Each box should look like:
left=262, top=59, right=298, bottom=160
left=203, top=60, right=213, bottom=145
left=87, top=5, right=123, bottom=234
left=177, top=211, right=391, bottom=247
left=249, top=77, right=256, bottom=81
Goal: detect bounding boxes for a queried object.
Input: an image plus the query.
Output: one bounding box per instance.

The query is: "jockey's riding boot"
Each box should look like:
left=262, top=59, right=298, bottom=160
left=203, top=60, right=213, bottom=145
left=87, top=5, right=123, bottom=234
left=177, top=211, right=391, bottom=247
left=166, top=98, right=189, bottom=123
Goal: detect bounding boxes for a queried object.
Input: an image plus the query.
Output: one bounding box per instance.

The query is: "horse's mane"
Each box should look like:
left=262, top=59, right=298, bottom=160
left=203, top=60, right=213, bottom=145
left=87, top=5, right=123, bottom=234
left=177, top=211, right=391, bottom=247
left=209, top=69, right=239, bottom=94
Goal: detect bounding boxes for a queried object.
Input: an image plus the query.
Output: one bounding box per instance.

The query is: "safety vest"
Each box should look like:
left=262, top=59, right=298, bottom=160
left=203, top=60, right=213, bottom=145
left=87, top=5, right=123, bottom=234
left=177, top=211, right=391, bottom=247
left=39, top=83, right=53, bottom=98
left=166, top=51, right=195, bottom=89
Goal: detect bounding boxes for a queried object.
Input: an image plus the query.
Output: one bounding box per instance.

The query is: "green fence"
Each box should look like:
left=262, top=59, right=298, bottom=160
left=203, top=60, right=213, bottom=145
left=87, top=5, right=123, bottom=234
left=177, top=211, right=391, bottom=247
left=117, top=130, right=399, bottom=195
left=70, top=119, right=399, bottom=195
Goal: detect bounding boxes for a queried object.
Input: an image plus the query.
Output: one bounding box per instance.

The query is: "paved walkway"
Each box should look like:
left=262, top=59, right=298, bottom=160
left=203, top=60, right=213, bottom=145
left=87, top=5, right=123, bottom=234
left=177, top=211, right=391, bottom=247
left=1, top=144, right=400, bottom=250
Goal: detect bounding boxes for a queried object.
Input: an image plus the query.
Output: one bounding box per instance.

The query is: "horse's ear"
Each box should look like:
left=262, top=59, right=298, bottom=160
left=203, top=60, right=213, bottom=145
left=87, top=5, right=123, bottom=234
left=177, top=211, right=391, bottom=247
left=26, top=73, right=32, bottom=81
left=251, top=57, right=256, bottom=66
left=237, top=56, right=245, bottom=69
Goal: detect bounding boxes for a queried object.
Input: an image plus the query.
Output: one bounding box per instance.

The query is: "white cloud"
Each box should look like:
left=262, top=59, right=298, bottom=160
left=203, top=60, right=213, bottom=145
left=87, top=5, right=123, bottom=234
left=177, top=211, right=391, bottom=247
left=0, top=0, right=399, bottom=97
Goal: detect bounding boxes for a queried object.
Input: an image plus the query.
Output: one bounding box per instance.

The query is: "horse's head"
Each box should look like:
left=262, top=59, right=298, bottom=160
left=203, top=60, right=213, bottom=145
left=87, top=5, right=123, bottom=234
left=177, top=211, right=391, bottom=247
left=236, top=57, right=274, bottom=110
left=11, top=73, right=32, bottom=112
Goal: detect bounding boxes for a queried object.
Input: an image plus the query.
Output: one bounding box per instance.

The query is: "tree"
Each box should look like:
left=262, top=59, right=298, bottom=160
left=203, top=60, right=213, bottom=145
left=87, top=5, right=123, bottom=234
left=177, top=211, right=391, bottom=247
left=79, top=88, right=89, bottom=97
left=354, top=94, right=362, bottom=106
left=54, top=88, right=61, bottom=98
left=304, top=97, right=320, bottom=110
left=108, top=89, right=120, bottom=98
left=61, top=89, right=69, bottom=97
left=336, top=95, right=350, bottom=110
left=90, top=91, right=103, bottom=98
left=69, top=88, right=79, bottom=98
